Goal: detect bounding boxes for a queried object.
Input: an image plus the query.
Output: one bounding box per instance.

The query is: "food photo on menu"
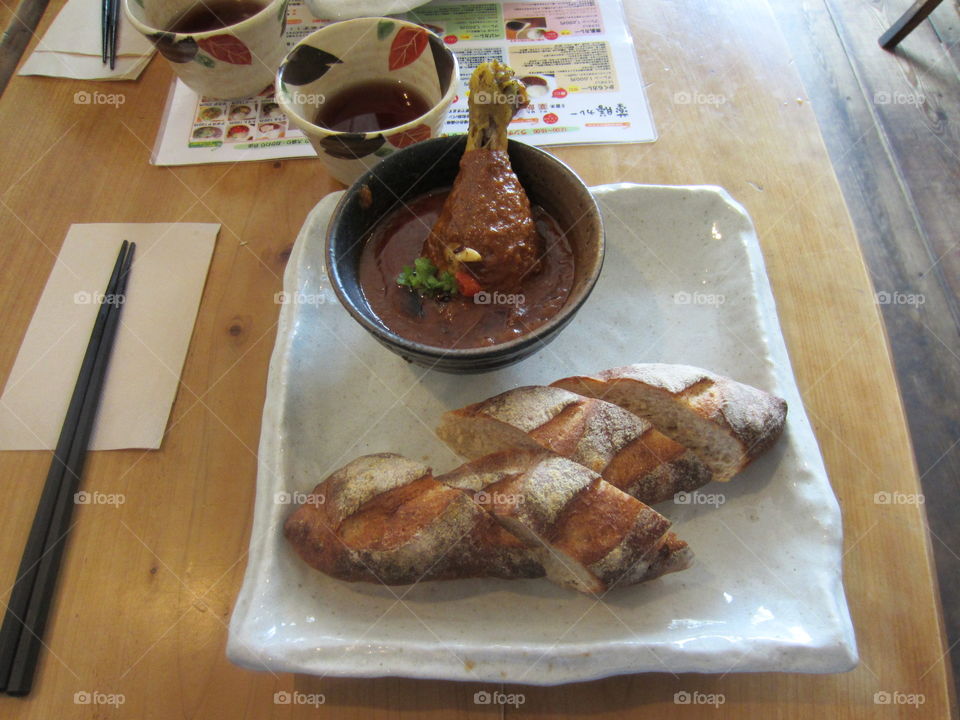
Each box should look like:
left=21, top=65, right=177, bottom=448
left=0, top=0, right=957, bottom=717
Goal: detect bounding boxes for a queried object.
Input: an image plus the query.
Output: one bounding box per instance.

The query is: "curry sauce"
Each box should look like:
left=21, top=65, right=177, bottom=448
left=358, top=190, right=575, bottom=349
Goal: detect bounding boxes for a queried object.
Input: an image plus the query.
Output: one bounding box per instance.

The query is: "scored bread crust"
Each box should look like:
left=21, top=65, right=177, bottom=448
left=552, top=364, right=787, bottom=482
left=283, top=453, right=544, bottom=584
left=437, top=385, right=712, bottom=504
left=438, top=450, right=692, bottom=594
left=283, top=365, right=788, bottom=592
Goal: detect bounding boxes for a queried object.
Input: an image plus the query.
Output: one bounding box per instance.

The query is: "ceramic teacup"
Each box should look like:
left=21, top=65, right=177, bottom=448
left=276, top=17, right=459, bottom=185
left=124, top=0, right=290, bottom=99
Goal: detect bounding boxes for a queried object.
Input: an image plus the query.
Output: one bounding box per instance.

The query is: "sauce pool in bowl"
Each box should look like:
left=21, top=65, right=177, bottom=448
left=358, top=190, right=575, bottom=349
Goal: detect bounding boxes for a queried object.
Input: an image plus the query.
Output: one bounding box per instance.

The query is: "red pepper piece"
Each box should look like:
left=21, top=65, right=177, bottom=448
left=455, top=271, right=482, bottom=297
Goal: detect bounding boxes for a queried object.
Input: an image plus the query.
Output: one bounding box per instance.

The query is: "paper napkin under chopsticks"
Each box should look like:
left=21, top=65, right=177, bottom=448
left=18, top=0, right=156, bottom=81
left=0, top=224, right=219, bottom=451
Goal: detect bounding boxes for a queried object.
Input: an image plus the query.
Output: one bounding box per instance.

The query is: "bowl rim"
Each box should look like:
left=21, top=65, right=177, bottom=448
left=325, top=135, right=605, bottom=360
left=123, top=0, right=286, bottom=39
left=276, top=18, right=460, bottom=139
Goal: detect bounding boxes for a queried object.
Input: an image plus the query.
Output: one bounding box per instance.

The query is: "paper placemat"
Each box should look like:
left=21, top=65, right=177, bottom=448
left=0, top=223, right=219, bottom=451
left=152, top=0, right=656, bottom=166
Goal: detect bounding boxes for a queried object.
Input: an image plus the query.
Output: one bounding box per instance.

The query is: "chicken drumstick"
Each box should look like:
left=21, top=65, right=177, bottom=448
left=423, top=62, right=541, bottom=293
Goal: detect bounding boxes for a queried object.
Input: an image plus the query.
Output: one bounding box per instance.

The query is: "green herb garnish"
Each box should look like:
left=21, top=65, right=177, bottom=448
left=397, top=257, right=457, bottom=296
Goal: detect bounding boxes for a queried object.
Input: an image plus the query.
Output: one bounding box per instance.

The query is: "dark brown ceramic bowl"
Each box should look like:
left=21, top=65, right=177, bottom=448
left=326, top=135, right=604, bottom=373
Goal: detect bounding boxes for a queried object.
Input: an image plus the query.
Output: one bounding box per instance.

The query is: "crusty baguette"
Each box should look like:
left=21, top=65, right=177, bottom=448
left=283, top=453, right=543, bottom=584
left=437, top=385, right=712, bottom=504
left=552, top=364, right=787, bottom=482
left=438, top=450, right=692, bottom=594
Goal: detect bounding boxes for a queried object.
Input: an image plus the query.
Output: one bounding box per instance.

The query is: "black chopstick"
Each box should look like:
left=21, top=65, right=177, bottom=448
left=0, top=241, right=128, bottom=691
left=0, top=241, right=134, bottom=696
left=109, top=0, right=120, bottom=70
left=101, top=0, right=109, bottom=65
left=102, top=0, right=119, bottom=69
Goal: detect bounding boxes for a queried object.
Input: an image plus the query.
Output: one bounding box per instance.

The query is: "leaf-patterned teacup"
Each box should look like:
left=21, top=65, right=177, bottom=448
left=276, top=17, right=459, bottom=185
left=124, top=0, right=290, bottom=99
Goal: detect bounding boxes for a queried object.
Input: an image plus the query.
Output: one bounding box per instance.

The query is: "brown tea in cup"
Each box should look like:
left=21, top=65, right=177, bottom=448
left=314, top=80, right=431, bottom=133
left=167, top=0, right=266, bottom=33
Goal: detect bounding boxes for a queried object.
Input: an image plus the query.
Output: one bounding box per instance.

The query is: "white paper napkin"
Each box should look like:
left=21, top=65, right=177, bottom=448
left=19, top=0, right=155, bottom=80
left=0, top=223, right=219, bottom=451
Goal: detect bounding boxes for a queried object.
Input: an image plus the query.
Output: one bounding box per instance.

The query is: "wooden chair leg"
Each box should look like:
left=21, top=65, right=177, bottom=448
left=879, top=0, right=946, bottom=50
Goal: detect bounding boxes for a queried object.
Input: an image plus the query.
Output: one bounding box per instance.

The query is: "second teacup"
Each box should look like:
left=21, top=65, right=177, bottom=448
left=276, top=18, right=459, bottom=185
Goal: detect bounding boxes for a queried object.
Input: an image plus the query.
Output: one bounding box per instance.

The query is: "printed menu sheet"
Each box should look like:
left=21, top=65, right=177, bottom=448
left=151, top=0, right=655, bottom=166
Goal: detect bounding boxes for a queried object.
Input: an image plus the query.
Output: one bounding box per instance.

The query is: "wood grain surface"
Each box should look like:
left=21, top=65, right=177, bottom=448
left=0, top=0, right=955, bottom=717
left=770, top=0, right=960, bottom=695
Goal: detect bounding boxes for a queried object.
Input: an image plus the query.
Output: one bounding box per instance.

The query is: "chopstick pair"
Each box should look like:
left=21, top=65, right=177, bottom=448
left=0, top=241, right=135, bottom=696
left=101, top=0, right=120, bottom=69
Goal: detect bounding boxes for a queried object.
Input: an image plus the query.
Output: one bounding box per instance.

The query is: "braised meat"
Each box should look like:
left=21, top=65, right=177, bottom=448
left=423, top=61, right=541, bottom=292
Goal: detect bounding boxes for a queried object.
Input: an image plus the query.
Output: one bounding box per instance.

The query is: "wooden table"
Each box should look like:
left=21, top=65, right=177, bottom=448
left=0, top=0, right=955, bottom=717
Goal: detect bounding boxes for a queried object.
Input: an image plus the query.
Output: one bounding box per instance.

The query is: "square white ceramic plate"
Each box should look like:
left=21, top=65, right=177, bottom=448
left=227, top=184, right=858, bottom=685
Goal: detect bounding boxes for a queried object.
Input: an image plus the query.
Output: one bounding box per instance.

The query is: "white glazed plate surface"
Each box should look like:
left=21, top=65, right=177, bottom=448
left=227, top=184, right=858, bottom=685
